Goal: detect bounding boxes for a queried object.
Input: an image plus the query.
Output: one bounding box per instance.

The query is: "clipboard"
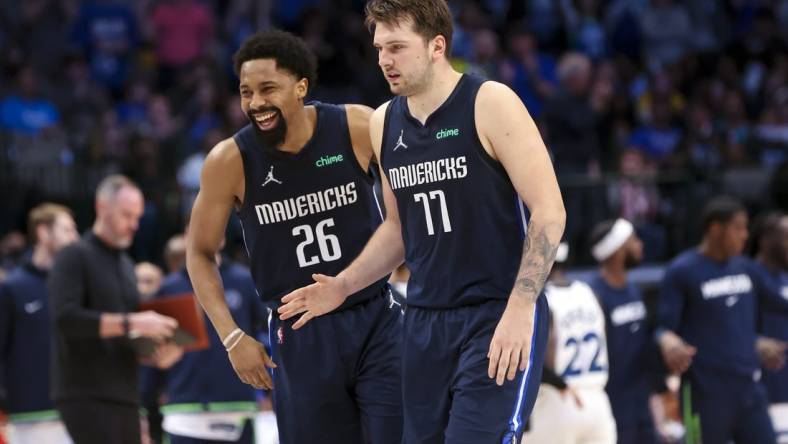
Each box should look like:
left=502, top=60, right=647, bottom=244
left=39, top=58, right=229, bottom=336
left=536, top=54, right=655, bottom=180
left=133, top=293, right=211, bottom=357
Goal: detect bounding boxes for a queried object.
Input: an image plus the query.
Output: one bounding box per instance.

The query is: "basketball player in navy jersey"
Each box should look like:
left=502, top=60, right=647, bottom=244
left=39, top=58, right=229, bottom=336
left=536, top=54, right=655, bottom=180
left=587, top=219, right=662, bottom=444
left=278, top=1, right=566, bottom=442
left=186, top=30, right=402, bottom=444
left=656, top=197, right=788, bottom=444
left=750, top=212, right=788, bottom=442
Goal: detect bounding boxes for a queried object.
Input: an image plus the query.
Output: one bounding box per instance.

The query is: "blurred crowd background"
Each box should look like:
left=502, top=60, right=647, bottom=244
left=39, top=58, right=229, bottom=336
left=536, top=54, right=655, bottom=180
left=1, top=0, right=787, bottom=272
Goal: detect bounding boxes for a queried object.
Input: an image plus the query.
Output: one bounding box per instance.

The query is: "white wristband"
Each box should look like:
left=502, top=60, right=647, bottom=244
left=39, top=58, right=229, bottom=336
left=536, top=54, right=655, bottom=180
left=222, top=328, right=243, bottom=348
left=226, top=332, right=245, bottom=352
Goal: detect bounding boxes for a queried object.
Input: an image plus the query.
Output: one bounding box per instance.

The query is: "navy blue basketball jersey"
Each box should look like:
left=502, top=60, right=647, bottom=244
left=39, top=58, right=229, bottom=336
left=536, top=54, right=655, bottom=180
left=588, top=274, right=657, bottom=427
left=234, top=102, right=386, bottom=307
left=658, top=250, right=761, bottom=378
left=751, top=262, right=788, bottom=403
left=380, top=74, right=525, bottom=308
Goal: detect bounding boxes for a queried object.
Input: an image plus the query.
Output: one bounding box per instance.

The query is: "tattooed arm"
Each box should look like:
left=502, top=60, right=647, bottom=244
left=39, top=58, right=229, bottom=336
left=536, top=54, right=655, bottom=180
left=475, top=81, right=566, bottom=385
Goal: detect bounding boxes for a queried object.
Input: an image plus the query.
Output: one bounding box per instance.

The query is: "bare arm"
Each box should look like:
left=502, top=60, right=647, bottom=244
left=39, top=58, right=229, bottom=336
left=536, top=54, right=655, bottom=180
left=278, top=102, right=405, bottom=327
left=477, top=81, right=566, bottom=307
left=186, top=138, right=275, bottom=389
left=186, top=138, right=243, bottom=342
left=476, top=81, right=566, bottom=385
left=336, top=102, right=405, bottom=293
left=346, top=104, right=376, bottom=171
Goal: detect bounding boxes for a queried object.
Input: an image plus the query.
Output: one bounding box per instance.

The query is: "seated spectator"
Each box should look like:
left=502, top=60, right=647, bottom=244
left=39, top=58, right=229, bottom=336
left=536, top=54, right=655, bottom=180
left=135, top=262, right=163, bottom=302
left=607, top=148, right=666, bottom=262
left=502, top=28, right=558, bottom=118
left=629, top=99, right=683, bottom=167
left=70, top=0, right=139, bottom=91
left=0, top=66, right=59, bottom=135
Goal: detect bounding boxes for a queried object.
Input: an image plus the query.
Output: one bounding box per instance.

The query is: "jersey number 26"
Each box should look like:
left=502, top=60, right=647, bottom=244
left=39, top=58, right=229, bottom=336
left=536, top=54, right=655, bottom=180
left=292, top=218, right=342, bottom=267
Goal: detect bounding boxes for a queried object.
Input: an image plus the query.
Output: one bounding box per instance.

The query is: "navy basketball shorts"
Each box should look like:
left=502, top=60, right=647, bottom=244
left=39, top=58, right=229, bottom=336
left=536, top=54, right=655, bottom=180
left=683, top=370, right=777, bottom=444
left=402, top=295, right=549, bottom=444
left=266, top=287, right=403, bottom=444
left=616, top=420, right=657, bottom=444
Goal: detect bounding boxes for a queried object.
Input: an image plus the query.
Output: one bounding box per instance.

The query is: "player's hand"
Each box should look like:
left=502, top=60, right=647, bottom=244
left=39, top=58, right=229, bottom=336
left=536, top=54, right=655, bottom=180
left=756, top=336, right=787, bottom=371
left=228, top=334, right=277, bottom=390
left=278, top=274, right=348, bottom=329
left=488, top=299, right=535, bottom=386
left=151, top=342, right=184, bottom=369
left=129, top=311, right=178, bottom=341
left=658, top=331, right=696, bottom=374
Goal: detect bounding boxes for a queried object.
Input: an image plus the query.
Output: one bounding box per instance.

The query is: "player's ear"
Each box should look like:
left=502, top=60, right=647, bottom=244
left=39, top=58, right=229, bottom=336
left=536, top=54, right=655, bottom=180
left=431, top=35, right=447, bottom=59
left=295, top=78, right=308, bottom=101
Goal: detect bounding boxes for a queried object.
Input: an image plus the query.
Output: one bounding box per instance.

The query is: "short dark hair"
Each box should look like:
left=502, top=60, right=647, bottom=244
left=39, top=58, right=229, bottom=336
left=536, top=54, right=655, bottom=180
left=749, top=211, right=785, bottom=256
left=589, top=219, right=617, bottom=249
left=364, top=0, right=454, bottom=56
left=701, top=196, right=746, bottom=232
left=233, top=30, right=317, bottom=91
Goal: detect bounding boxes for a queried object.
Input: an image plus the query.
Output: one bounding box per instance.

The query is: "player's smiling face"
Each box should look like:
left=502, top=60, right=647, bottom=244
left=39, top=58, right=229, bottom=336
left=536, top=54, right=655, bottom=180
left=373, top=19, right=439, bottom=97
left=239, top=59, right=307, bottom=146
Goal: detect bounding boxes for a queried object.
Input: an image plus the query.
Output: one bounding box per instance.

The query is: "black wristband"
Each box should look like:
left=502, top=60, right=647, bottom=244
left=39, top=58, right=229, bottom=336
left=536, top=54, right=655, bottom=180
left=541, top=366, right=568, bottom=390
left=123, top=313, right=130, bottom=337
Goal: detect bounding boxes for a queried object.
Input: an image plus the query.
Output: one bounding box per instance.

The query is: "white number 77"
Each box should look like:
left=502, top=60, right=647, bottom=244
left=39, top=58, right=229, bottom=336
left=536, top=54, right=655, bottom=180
left=414, top=190, right=452, bottom=235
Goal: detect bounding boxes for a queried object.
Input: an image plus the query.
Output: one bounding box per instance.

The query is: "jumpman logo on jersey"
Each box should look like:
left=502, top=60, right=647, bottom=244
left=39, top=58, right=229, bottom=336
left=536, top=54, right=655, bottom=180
left=262, top=166, right=283, bottom=187
left=388, top=289, right=404, bottom=315
left=393, top=129, right=408, bottom=151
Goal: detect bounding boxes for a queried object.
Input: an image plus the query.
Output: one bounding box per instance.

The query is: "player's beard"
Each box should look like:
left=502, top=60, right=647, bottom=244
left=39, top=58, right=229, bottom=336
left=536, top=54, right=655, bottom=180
left=398, top=58, right=433, bottom=97
left=248, top=107, right=288, bottom=150
left=624, top=251, right=641, bottom=270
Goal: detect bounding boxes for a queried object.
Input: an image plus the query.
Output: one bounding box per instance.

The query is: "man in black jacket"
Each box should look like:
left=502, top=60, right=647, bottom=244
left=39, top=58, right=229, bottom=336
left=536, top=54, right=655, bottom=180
left=49, top=175, right=182, bottom=444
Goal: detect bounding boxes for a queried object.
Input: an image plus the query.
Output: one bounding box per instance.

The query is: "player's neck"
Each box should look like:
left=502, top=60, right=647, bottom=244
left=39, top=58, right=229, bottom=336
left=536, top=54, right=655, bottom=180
left=277, top=106, right=315, bottom=154
left=698, top=239, right=730, bottom=262
left=406, top=66, right=462, bottom=124
left=600, top=265, right=627, bottom=289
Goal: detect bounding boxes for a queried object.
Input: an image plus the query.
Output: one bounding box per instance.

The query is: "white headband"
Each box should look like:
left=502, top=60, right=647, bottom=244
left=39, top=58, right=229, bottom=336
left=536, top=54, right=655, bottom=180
left=592, top=219, right=634, bottom=262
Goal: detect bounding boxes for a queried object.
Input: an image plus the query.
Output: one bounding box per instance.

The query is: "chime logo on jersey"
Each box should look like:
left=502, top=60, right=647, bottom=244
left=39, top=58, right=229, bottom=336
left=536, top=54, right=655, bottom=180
left=435, top=127, right=459, bottom=140
left=315, top=154, right=344, bottom=168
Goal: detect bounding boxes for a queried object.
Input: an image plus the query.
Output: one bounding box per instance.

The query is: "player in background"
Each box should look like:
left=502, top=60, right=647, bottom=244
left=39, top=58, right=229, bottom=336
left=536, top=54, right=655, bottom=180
left=0, top=204, right=78, bottom=444
left=750, top=211, right=788, bottom=443
left=525, top=242, right=616, bottom=444
left=656, top=197, right=788, bottom=444
left=587, top=219, right=664, bottom=444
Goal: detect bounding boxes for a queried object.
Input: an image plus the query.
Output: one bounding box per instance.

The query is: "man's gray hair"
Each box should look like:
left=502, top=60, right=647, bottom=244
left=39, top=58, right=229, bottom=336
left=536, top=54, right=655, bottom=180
left=95, top=174, right=139, bottom=202
left=557, top=52, right=591, bottom=84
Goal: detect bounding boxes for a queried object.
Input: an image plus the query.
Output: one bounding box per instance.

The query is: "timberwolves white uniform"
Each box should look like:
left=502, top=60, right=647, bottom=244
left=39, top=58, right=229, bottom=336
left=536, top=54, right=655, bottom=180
left=525, top=281, right=617, bottom=444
